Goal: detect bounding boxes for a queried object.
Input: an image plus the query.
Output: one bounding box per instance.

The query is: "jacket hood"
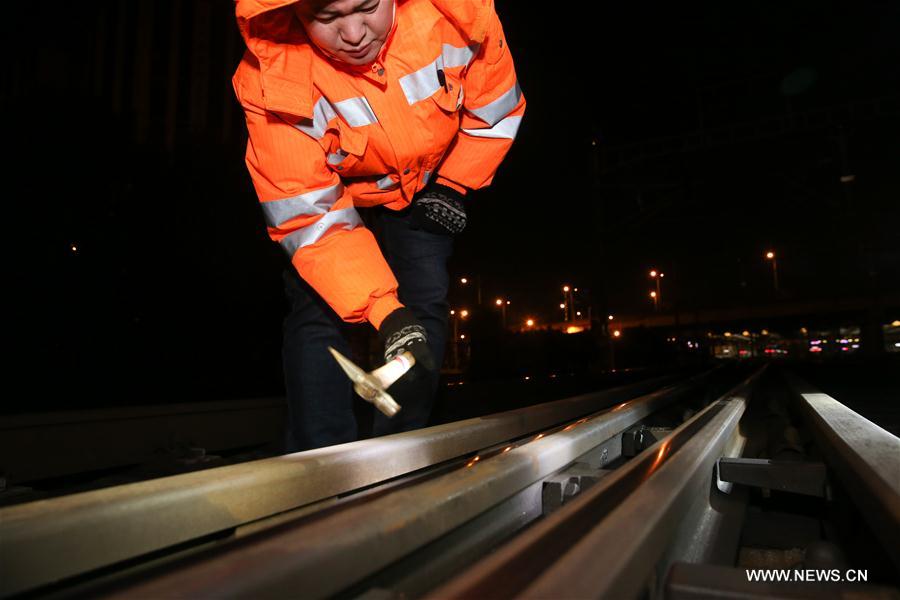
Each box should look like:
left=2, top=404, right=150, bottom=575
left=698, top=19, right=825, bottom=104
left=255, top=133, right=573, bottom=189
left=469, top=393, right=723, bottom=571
left=233, top=0, right=493, bottom=117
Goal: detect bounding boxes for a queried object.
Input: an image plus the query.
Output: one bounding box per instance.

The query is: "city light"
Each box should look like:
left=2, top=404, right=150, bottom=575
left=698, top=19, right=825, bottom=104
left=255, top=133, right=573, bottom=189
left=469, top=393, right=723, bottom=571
left=563, top=285, right=570, bottom=292
left=460, top=334, right=466, bottom=340
left=650, top=291, right=657, bottom=298
left=613, top=330, right=621, bottom=337
left=526, top=319, right=534, bottom=327
left=559, top=303, right=566, bottom=309
left=70, top=244, right=78, bottom=253
left=496, top=298, right=503, bottom=306
left=650, top=270, right=657, bottom=277
left=608, top=315, right=614, bottom=321
left=765, top=252, right=779, bottom=291
left=450, top=310, right=455, bottom=315
left=742, top=330, right=750, bottom=336
left=566, top=325, right=585, bottom=334
left=460, top=277, right=468, bottom=284
left=761, top=329, right=769, bottom=335
left=460, top=310, right=469, bottom=318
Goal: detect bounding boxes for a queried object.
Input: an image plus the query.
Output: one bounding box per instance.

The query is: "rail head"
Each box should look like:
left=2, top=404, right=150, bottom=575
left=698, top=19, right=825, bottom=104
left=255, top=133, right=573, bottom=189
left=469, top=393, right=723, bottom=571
left=783, top=370, right=900, bottom=570
left=429, top=366, right=766, bottom=600
left=0, top=374, right=688, bottom=597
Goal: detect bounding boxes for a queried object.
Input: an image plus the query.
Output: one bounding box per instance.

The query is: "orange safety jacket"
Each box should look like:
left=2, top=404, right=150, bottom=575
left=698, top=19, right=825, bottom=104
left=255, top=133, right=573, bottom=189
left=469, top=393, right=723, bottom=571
left=232, top=0, right=525, bottom=329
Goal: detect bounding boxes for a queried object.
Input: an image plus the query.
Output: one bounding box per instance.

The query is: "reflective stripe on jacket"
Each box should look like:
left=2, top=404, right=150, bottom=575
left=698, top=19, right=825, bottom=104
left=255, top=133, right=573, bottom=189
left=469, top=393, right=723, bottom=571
left=232, top=0, right=525, bottom=328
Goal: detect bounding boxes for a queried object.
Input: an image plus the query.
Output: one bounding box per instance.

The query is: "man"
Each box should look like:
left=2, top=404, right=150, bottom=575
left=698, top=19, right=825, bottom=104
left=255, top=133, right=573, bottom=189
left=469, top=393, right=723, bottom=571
left=232, top=0, right=524, bottom=451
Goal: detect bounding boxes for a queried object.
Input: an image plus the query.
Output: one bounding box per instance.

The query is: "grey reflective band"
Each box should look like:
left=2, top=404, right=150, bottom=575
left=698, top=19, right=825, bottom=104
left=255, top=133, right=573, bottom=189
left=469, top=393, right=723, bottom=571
left=334, top=96, right=378, bottom=127
left=295, top=96, right=377, bottom=139
left=462, top=115, right=522, bottom=140
left=260, top=183, right=344, bottom=227
left=400, top=60, right=441, bottom=105
left=327, top=151, right=347, bottom=165
left=279, top=207, right=363, bottom=256
left=442, top=43, right=479, bottom=68
left=400, top=44, right=478, bottom=105
left=468, top=81, right=522, bottom=127
left=295, top=96, right=338, bottom=140
left=423, top=170, right=432, bottom=185
left=376, top=174, right=397, bottom=190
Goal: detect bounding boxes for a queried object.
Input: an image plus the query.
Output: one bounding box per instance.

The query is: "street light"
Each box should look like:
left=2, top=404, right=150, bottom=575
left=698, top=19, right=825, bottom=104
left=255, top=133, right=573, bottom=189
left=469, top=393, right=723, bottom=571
left=450, top=309, right=466, bottom=369
left=609, top=329, right=621, bottom=370
left=495, top=298, right=507, bottom=328
left=765, top=251, right=779, bottom=292
left=649, top=269, right=664, bottom=310
left=650, top=290, right=658, bottom=311
left=459, top=276, right=482, bottom=305
left=526, top=318, right=534, bottom=327
left=562, top=285, right=575, bottom=321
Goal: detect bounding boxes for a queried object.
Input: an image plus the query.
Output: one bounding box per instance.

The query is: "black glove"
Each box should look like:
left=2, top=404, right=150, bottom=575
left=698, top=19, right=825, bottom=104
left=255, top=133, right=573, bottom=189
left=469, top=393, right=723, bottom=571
left=410, top=183, right=467, bottom=235
left=378, top=307, right=435, bottom=372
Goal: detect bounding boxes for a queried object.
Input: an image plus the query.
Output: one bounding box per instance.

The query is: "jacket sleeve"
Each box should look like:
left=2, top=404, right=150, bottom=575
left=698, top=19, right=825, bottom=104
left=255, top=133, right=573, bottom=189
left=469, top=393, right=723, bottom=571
left=236, top=91, right=403, bottom=329
left=434, top=2, right=526, bottom=194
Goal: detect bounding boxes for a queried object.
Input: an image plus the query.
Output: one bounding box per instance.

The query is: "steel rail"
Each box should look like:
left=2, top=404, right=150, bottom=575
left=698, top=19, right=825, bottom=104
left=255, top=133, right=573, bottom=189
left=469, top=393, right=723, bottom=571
left=99, top=376, right=711, bottom=600
left=783, top=371, right=900, bottom=570
left=429, top=367, right=763, bottom=600
left=0, top=375, right=678, bottom=597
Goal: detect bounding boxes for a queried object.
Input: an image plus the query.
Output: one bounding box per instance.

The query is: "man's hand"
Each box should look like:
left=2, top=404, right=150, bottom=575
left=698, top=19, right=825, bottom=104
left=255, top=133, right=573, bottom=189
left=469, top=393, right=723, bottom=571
left=378, top=308, right=435, bottom=372
left=410, top=184, right=467, bottom=235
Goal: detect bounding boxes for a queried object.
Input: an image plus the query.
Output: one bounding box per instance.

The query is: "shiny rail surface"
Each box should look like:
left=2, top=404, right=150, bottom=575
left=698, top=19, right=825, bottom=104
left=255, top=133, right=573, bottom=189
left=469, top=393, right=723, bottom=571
left=429, top=368, right=763, bottom=599
left=784, top=371, right=900, bottom=571
left=99, top=375, right=713, bottom=599
left=0, top=375, right=681, bottom=597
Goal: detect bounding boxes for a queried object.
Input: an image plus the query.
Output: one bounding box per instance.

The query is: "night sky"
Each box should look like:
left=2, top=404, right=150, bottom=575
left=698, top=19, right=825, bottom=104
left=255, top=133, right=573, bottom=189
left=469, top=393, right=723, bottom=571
left=7, top=1, right=899, bottom=409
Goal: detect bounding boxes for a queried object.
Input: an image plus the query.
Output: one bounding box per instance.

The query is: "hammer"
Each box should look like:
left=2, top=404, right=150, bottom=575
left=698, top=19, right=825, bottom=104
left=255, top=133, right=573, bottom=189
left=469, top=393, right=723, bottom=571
left=328, top=347, right=416, bottom=417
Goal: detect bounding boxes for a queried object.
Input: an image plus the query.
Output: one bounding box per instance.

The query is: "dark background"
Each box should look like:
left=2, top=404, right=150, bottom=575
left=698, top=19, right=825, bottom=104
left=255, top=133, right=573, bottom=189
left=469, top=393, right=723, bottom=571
left=6, top=1, right=899, bottom=410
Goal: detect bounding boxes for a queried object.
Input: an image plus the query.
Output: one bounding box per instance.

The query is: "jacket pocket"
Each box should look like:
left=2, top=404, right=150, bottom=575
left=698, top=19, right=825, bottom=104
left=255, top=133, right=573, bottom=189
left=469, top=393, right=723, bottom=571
left=431, top=68, right=463, bottom=114
left=327, top=119, right=369, bottom=174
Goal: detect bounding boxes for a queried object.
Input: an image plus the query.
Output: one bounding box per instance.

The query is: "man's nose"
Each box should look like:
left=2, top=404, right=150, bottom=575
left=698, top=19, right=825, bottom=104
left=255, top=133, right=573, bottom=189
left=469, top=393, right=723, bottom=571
left=339, top=17, right=367, bottom=46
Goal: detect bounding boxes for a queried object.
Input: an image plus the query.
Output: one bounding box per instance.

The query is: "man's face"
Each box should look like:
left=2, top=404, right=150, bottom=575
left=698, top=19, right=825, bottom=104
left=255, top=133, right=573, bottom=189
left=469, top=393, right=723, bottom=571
left=295, top=0, right=393, bottom=66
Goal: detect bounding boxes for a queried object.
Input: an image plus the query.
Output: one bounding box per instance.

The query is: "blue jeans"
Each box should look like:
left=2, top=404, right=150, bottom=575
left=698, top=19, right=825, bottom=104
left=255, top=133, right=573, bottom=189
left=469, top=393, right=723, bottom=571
left=282, top=206, right=453, bottom=452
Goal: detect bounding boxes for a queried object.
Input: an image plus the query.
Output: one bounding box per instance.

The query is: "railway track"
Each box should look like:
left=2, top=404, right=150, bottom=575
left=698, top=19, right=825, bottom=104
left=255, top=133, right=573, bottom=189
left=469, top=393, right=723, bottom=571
left=2, top=364, right=898, bottom=599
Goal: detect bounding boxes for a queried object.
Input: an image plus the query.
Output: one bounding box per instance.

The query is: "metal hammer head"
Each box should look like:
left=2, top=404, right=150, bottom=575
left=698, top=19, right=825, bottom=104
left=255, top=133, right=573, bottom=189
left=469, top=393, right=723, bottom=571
left=328, top=347, right=413, bottom=417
